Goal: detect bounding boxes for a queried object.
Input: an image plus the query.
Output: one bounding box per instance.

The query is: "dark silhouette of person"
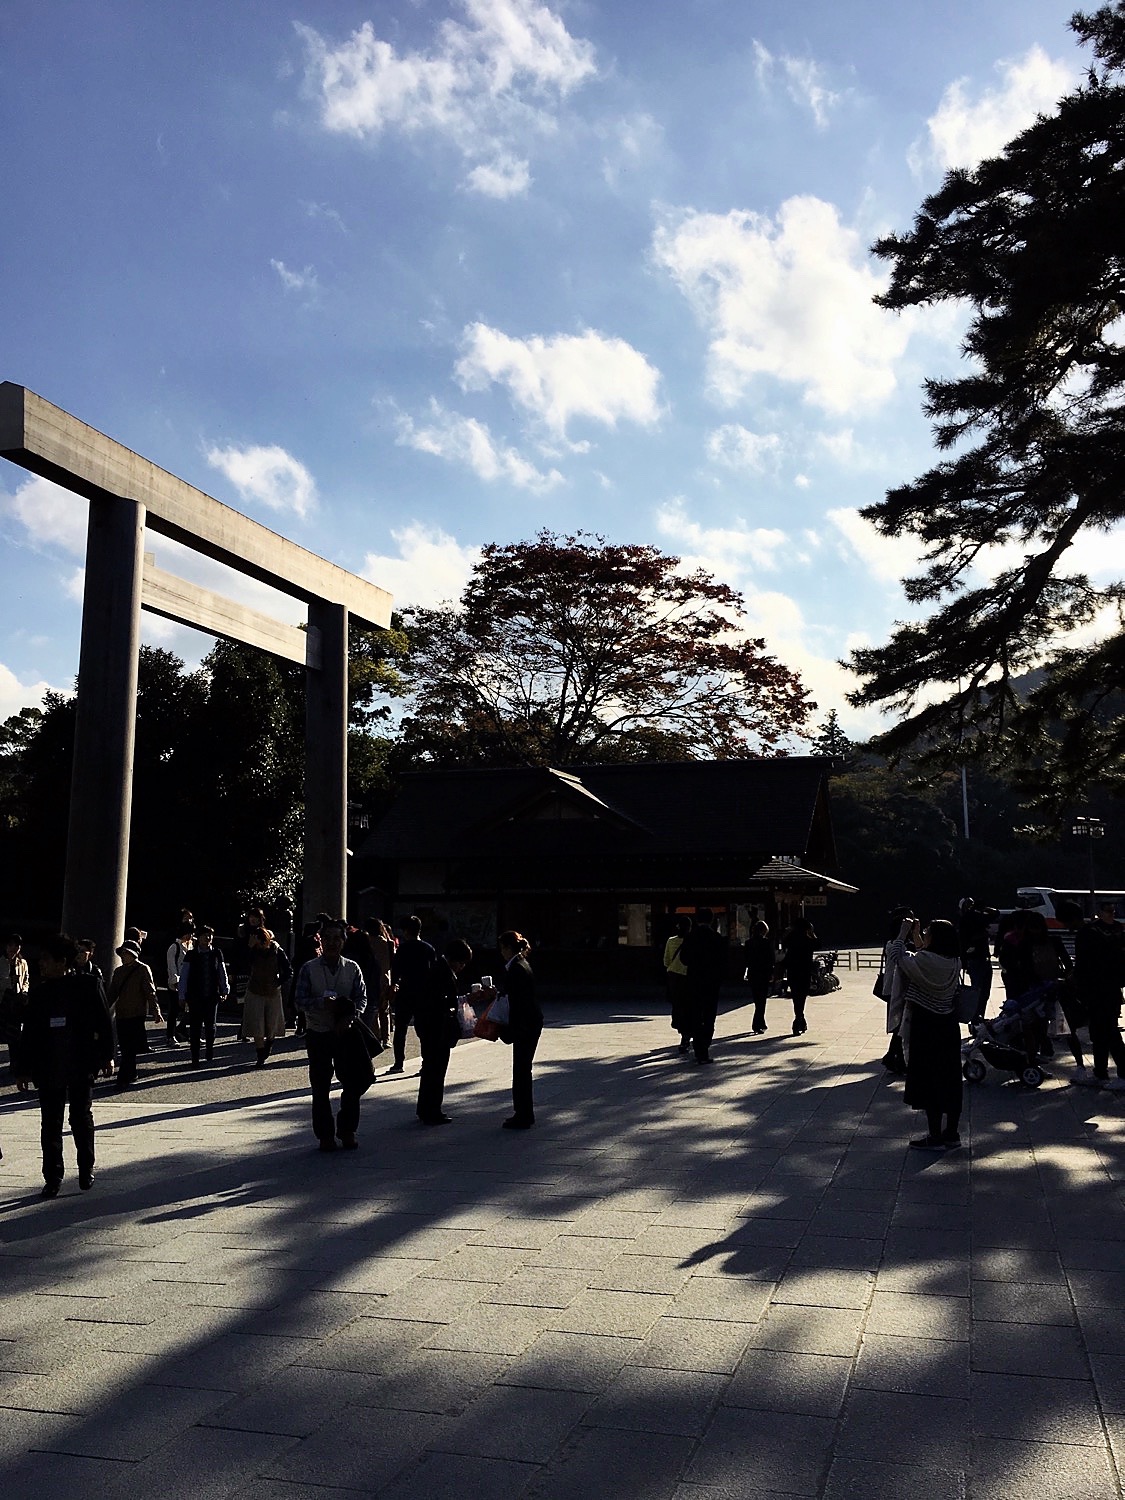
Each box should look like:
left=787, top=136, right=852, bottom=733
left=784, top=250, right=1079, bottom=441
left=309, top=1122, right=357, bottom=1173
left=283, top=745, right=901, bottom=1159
left=495, top=930, right=542, bottom=1128
left=677, top=908, right=727, bottom=1063
left=388, top=915, right=435, bottom=1074
left=16, top=933, right=115, bottom=1196
left=414, top=939, right=468, bottom=1125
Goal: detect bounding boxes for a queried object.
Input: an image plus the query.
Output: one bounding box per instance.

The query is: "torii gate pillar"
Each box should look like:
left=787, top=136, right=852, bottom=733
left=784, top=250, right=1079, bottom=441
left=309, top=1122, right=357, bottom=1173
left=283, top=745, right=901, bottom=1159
left=61, top=494, right=145, bottom=971
left=304, top=600, right=349, bottom=922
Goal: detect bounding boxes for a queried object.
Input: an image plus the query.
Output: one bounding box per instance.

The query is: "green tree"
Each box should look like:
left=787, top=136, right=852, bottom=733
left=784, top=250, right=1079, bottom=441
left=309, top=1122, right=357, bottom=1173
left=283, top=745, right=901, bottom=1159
left=847, top=3, right=1125, bottom=809
left=400, top=530, right=813, bottom=766
left=808, top=709, right=856, bottom=771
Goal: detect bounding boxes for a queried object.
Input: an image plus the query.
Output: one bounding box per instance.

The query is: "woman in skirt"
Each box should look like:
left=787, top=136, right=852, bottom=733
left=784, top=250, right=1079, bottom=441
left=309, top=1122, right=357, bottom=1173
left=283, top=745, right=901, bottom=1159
left=243, top=926, right=291, bottom=1068
left=887, top=916, right=963, bottom=1151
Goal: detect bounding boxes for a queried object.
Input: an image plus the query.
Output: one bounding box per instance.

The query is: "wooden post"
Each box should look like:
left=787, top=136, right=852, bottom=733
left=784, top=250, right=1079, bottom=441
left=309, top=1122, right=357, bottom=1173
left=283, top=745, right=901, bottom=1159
left=304, top=600, right=348, bottom=922
left=61, top=494, right=145, bottom=976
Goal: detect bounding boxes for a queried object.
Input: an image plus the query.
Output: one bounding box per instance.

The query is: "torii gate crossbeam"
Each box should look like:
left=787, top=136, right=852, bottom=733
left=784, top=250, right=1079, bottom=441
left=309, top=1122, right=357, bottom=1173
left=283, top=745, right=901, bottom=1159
left=0, top=382, right=392, bottom=974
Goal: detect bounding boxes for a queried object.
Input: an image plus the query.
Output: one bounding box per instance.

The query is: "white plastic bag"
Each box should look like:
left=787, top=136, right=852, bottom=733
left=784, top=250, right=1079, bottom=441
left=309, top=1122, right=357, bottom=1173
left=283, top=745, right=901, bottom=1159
left=457, top=999, right=478, bottom=1039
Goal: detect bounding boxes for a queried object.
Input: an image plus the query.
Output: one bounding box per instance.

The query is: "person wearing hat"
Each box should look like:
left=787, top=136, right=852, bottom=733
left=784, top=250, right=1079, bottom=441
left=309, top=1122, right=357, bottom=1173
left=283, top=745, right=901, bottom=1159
left=107, top=939, right=162, bottom=1090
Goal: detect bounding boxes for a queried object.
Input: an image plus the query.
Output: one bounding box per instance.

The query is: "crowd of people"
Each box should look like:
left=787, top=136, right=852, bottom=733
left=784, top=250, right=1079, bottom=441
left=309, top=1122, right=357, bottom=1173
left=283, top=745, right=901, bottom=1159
left=877, top=897, right=1125, bottom=1154
left=0, top=911, right=541, bottom=1197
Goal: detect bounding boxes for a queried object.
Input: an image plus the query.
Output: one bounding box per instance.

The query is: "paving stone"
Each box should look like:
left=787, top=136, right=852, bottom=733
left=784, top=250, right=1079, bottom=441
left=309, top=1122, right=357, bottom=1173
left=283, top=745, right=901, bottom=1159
left=787, top=1235, right=882, bottom=1271
left=296, top=1316, right=445, bottom=1374
left=497, top=1331, right=639, bottom=1393
left=432, top=1384, right=592, bottom=1462
left=551, top=1290, right=672, bottom=1339
left=971, top=1281, right=1076, bottom=1326
left=114, top=1425, right=294, bottom=1500
left=478, top=1220, right=573, bottom=1250
left=422, top=1245, right=534, bottom=1283
left=969, top=1435, right=1118, bottom=1500
left=586, top=1365, right=725, bottom=1437
left=2, top=1449, right=136, bottom=1500
left=822, top=1457, right=965, bottom=1500
left=40, top=1380, right=234, bottom=1460
left=970, top=1372, right=1105, bottom=1446
left=751, top=1305, right=864, bottom=1358
left=1076, top=1303, right=1125, bottom=1355
left=631, top=1316, right=750, bottom=1375
left=365, top=1276, right=490, bottom=1323
left=970, top=1322, right=1090, bottom=1378
left=353, top=1447, right=537, bottom=1500
left=202, top=1365, right=376, bottom=1437
left=971, top=1248, right=1064, bottom=1285
left=262, top=1406, right=443, bottom=1490
left=530, top=1426, right=693, bottom=1500
left=158, top=1334, right=310, bottom=1393
left=853, top=1333, right=970, bottom=1399
left=588, top=1254, right=694, bottom=1297
left=485, top=1269, right=586, bottom=1308
left=426, top=1303, right=553, bottom=1355
left=725, top=1348, right=851, bottom=1416
left=866, top=1291, right=970, bottom=1342
left=531, top=1236, right=629, bottom=1271
left=1056, top=1237, right=1125, bottom=1271
left=836, top=1388, right=970, bottom=1468
left=1065, top=1268, right=1125, bottom=1307
left=665, top=1275, right=771, bottom=1325
left=1089, top=1352, right=1125, bottom=1413
left=685, top=1406, right=835, bottom=1496
left=772, top=1269, right=875, bottom=1310
left=251, top=1291, right=378, bottom=1340
left=358, top=1350, right=510, bottom=1415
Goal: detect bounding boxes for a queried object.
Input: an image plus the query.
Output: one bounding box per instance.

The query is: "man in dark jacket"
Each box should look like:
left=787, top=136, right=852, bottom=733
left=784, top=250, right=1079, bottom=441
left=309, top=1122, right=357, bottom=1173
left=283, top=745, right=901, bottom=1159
left=414, top=939, right=468, bottom=1125
left=1074, top=903, right=1125, bottom=1090
left=16, top=933, right=115, bottom=1197
left=388, top=915, right=436, bottom=1074
left=676, top=908, right=728, bottom=1063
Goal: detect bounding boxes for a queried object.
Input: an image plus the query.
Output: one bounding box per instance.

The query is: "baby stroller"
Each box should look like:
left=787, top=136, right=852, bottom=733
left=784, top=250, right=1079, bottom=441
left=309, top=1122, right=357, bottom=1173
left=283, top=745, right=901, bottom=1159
left=961, top=979, right=1063, bottom=1089
left=810, top=951, right=841, bottom=995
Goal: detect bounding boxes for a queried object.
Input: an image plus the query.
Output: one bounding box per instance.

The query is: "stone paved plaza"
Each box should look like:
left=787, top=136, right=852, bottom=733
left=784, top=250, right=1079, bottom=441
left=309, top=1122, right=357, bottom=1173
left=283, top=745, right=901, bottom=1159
left=1, top=967, right=1124, bottom=1500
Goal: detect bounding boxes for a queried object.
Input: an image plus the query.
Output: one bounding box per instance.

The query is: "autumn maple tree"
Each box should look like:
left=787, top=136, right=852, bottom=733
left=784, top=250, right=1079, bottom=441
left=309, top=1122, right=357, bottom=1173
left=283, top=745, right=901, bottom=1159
left=398, top=530, right=813, bottom=766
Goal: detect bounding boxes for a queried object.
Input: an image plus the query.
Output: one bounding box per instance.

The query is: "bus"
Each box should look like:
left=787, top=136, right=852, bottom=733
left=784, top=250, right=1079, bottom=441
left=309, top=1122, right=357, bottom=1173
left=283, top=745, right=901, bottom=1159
left=1013, top=887, right=1125, bottom=928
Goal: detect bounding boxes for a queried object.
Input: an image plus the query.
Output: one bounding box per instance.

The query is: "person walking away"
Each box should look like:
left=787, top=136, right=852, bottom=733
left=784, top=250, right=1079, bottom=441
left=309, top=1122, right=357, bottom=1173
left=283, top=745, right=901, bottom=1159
left=243, top=927, right=291, bottom=1068
left=1073, top=902, right=1125, bottom=1091
left=370, top=920, right=396, bottom=1047
left=294, top=921, right=369, bottom=1149
left=663, top=916, right=692, bottom=1052
left=0, top=932, right=31, bottom=1080
left=388, top=915, right=436, bottom=1074
left=107, top=940, right=161, bottom=1090
left=164, top=923, right=194, bottom=1047
left=178, top=926, right=230, bottom=1066
left=16, top=934, right=115, bottom=1197
left=494, top=930, right=542, bottom=1128
left=415, top=939, right=470, bottom=1125
left=957, top=897, right=996, bottom=1022
left=782, top=917, right=817, bottom=1036
left=343, top=921, right=382, bottom=1031
left=290, top=922, right=322, bottom=1035
left=886, top=916, right=963, bottom=1150
left=880, top=906, right=914, bottom=1074
left=677, top=908, right=727, bottom=1063
left=744, top=921, right=775, bottom=1035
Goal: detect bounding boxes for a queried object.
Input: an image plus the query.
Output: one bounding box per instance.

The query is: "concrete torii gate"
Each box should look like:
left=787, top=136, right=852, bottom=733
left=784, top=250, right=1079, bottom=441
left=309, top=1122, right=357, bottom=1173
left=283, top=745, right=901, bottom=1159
left=0, top=382, right=392, bottom=974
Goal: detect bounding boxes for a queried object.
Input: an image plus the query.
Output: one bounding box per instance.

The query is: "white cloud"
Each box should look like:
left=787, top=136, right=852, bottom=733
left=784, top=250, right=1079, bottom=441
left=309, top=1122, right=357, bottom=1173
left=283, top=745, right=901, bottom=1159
left=205, top=443, right=318, bottom=519
left=362, top=522, right=481, bottom=609
left=394, top=400, right=564, bottom=491
left=303, top=200, right=347, bottom=231
left=705, top=425, right=782, bottom=473
left=656, top=498, right=788, bottom=573
left=0, top=661, right=53, bottom=719
left=600, top=111, right=663, bottom=188
left=827, top=507, right=919, bottom=585
left=455, top=323, right=663, bottom=440
left=296, top=0, right=596, bottom=195
left=653, top=198, right=911, bottom=416
left=271, top=259, right=319, bottom=294
left=753, top=41, right=844, bottom=129
left=913, top=45, right=1076, bottom=173
left=0, top=474, right=88, bottom=555
left=464, top=153, right=531, bottom=197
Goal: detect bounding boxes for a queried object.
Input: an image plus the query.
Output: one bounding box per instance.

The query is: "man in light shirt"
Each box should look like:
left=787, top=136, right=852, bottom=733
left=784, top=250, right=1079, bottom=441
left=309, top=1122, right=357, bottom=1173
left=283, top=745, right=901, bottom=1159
left=294, top=921, right=368, bottom=1150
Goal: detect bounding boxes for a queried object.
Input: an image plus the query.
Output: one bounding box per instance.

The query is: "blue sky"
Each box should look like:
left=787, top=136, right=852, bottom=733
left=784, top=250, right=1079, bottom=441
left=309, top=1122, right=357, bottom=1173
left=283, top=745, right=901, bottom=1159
left=0, top=0, right=1095, bottom=737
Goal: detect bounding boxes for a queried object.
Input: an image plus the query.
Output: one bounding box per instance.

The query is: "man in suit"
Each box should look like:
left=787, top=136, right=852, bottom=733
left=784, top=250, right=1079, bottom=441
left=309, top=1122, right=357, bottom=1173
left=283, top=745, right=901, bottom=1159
left=414, top=939, right=469, bottom=1124
left=676, top=908, right=728, bottom=1063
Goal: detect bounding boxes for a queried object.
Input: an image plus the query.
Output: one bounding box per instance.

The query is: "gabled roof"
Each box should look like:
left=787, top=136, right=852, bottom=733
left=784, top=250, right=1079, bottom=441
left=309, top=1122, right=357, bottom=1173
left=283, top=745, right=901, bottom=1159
left=358, top=757, right=837, bottom=871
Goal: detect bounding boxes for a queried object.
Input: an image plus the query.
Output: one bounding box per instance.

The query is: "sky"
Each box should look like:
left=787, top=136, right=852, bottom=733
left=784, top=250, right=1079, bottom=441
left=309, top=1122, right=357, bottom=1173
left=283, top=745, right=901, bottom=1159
left=0, top=0, right=1099, bottom=739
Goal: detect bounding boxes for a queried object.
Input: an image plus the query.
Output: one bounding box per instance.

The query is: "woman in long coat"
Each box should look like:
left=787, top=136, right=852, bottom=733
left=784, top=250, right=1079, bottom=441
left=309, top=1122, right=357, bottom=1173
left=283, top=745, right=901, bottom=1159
left=782, top=917, right=817, bottom=1036
left=495, top=931, right=543, bottom=1129
left=243, top=927, right=291, bottom=1068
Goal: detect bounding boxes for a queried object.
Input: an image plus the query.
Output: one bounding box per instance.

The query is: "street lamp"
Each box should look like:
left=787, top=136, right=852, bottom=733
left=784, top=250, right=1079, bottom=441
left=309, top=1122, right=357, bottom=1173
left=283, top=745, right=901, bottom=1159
left=1071, top=815, right=1105, bottom=899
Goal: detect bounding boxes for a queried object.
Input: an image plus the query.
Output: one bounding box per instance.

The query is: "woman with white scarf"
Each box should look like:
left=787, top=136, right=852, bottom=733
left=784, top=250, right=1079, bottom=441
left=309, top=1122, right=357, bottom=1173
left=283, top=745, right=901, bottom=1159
left=886, top=916, right=964, bottom=1151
